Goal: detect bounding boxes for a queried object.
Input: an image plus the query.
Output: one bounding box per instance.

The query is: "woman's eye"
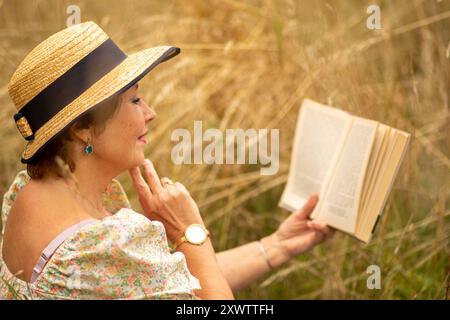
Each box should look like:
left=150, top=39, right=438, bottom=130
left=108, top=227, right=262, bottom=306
left=132, top=98, right=141, bottom=104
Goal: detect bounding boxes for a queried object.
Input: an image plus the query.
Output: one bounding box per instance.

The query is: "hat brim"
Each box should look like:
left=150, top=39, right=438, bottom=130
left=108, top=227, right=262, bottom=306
left=21, top=45, right=180, bottom=163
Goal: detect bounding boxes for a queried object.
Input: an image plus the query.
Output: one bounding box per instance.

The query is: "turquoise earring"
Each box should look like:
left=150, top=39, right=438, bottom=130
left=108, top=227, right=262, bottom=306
left=84, top=138, right=93, bottom=155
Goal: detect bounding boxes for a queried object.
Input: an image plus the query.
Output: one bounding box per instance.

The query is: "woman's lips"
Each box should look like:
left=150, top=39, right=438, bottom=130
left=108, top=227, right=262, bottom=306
left=138, top=136, right=147, bottom=144
left=138, top=131, right=148, bottom=144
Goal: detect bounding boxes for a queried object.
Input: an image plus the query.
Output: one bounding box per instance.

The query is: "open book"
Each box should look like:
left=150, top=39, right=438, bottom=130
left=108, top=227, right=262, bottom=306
left=279, top=99, right=410, bottom=243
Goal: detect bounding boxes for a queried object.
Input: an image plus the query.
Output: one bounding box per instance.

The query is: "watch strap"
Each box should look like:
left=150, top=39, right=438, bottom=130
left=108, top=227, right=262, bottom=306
left=172, top=235, right=187, bottom=249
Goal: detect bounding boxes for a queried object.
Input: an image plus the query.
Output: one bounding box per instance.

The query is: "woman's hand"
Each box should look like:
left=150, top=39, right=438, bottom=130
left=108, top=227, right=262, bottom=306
left=129, top=159, right=205, bottom=244
left=271, top=194, right=335, bottom=262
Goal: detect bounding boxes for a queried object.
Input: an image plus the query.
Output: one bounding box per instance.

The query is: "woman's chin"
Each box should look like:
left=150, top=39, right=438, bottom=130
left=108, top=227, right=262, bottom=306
left=122, top=143, right=146, bottom=170
left=132, top=149, right=146, bottom=166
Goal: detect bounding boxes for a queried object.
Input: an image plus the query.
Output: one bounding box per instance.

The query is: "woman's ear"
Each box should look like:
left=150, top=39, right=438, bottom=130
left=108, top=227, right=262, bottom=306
left=69, top=124, right=92, bottom=145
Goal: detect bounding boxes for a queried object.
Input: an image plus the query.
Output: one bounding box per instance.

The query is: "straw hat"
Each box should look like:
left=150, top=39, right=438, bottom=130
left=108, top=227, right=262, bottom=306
left=8, top=21, right=180, bottom=163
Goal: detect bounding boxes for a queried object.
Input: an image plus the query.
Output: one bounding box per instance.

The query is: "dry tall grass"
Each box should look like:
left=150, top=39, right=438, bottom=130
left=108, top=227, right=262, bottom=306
left=0, top=0, right=449, bottom=299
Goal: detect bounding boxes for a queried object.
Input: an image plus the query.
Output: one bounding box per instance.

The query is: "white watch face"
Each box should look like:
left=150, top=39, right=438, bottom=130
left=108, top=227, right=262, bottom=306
left=185, top=225, right=207, bottom=245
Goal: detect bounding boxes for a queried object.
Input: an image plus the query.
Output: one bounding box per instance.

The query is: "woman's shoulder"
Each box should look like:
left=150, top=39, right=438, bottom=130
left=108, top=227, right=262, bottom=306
left=4, top=171, right=64, bottom=208
left=5, top=178, right=56, bottom=231
left=7, top=178, right=79, bottom=226
left=1, top=179, right=91, bottom=282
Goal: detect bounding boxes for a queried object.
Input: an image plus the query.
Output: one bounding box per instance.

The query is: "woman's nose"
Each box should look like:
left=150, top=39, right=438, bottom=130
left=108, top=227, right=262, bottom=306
left=142, top=101, right=156, bottom=122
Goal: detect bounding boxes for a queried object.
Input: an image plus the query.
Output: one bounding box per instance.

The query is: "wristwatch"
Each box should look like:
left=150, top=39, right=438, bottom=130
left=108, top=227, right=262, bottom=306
left=173, top=224, right=210, bottom=249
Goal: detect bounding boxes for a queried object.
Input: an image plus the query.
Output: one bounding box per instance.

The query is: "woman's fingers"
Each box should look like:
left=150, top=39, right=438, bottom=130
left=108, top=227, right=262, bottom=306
left=142, top=159, right=164, bottom=194
left=307, top=220, right=335, bottom=238
left=161, top=177, right=174, bottom=186
left=296, top=193, right=319, bottom=220
left=129, top=166, right=151, bottom=197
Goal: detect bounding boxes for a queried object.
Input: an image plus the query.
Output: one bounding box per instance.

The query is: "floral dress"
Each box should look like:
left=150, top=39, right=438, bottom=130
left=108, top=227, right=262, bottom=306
left=0, top=170, right=201, bottom=300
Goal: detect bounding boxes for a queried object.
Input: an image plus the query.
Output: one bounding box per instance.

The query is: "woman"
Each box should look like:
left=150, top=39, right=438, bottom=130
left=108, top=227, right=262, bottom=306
left=0, top=21, right=334, bottom=300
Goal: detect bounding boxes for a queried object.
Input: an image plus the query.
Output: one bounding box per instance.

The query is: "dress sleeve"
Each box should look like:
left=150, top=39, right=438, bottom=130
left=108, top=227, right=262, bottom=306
left=101, top=178, right=131, bottom=213
left=1, top=170, right=30, bottom=236
left=33, top=209, right=202, bottom=300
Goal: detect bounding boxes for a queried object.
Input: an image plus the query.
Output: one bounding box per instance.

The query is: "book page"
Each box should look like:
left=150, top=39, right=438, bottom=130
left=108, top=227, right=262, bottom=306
left=356, top=124, right=390, bottom=231
left=356, top=129, right=411, bottom=242
left=315, top=117, right=377, bottom=234
left=279, top=99, right=351, bottom=211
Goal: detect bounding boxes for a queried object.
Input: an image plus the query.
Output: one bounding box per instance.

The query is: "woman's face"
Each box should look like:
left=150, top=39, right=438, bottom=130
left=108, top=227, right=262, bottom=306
left=90, top=83, right=155, bottom=172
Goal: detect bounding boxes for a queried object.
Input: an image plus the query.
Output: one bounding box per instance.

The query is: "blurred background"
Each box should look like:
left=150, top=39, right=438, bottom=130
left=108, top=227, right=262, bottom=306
left=0, top=0, right=449, bottom=299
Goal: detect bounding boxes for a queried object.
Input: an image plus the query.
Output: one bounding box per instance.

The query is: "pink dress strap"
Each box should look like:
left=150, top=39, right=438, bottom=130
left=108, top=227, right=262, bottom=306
left=30, top=219, right=99, bottom=283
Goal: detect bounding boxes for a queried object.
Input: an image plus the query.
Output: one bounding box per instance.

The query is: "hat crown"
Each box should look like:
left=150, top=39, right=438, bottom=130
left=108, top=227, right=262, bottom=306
left=8, top=21, right=109, bottom=111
